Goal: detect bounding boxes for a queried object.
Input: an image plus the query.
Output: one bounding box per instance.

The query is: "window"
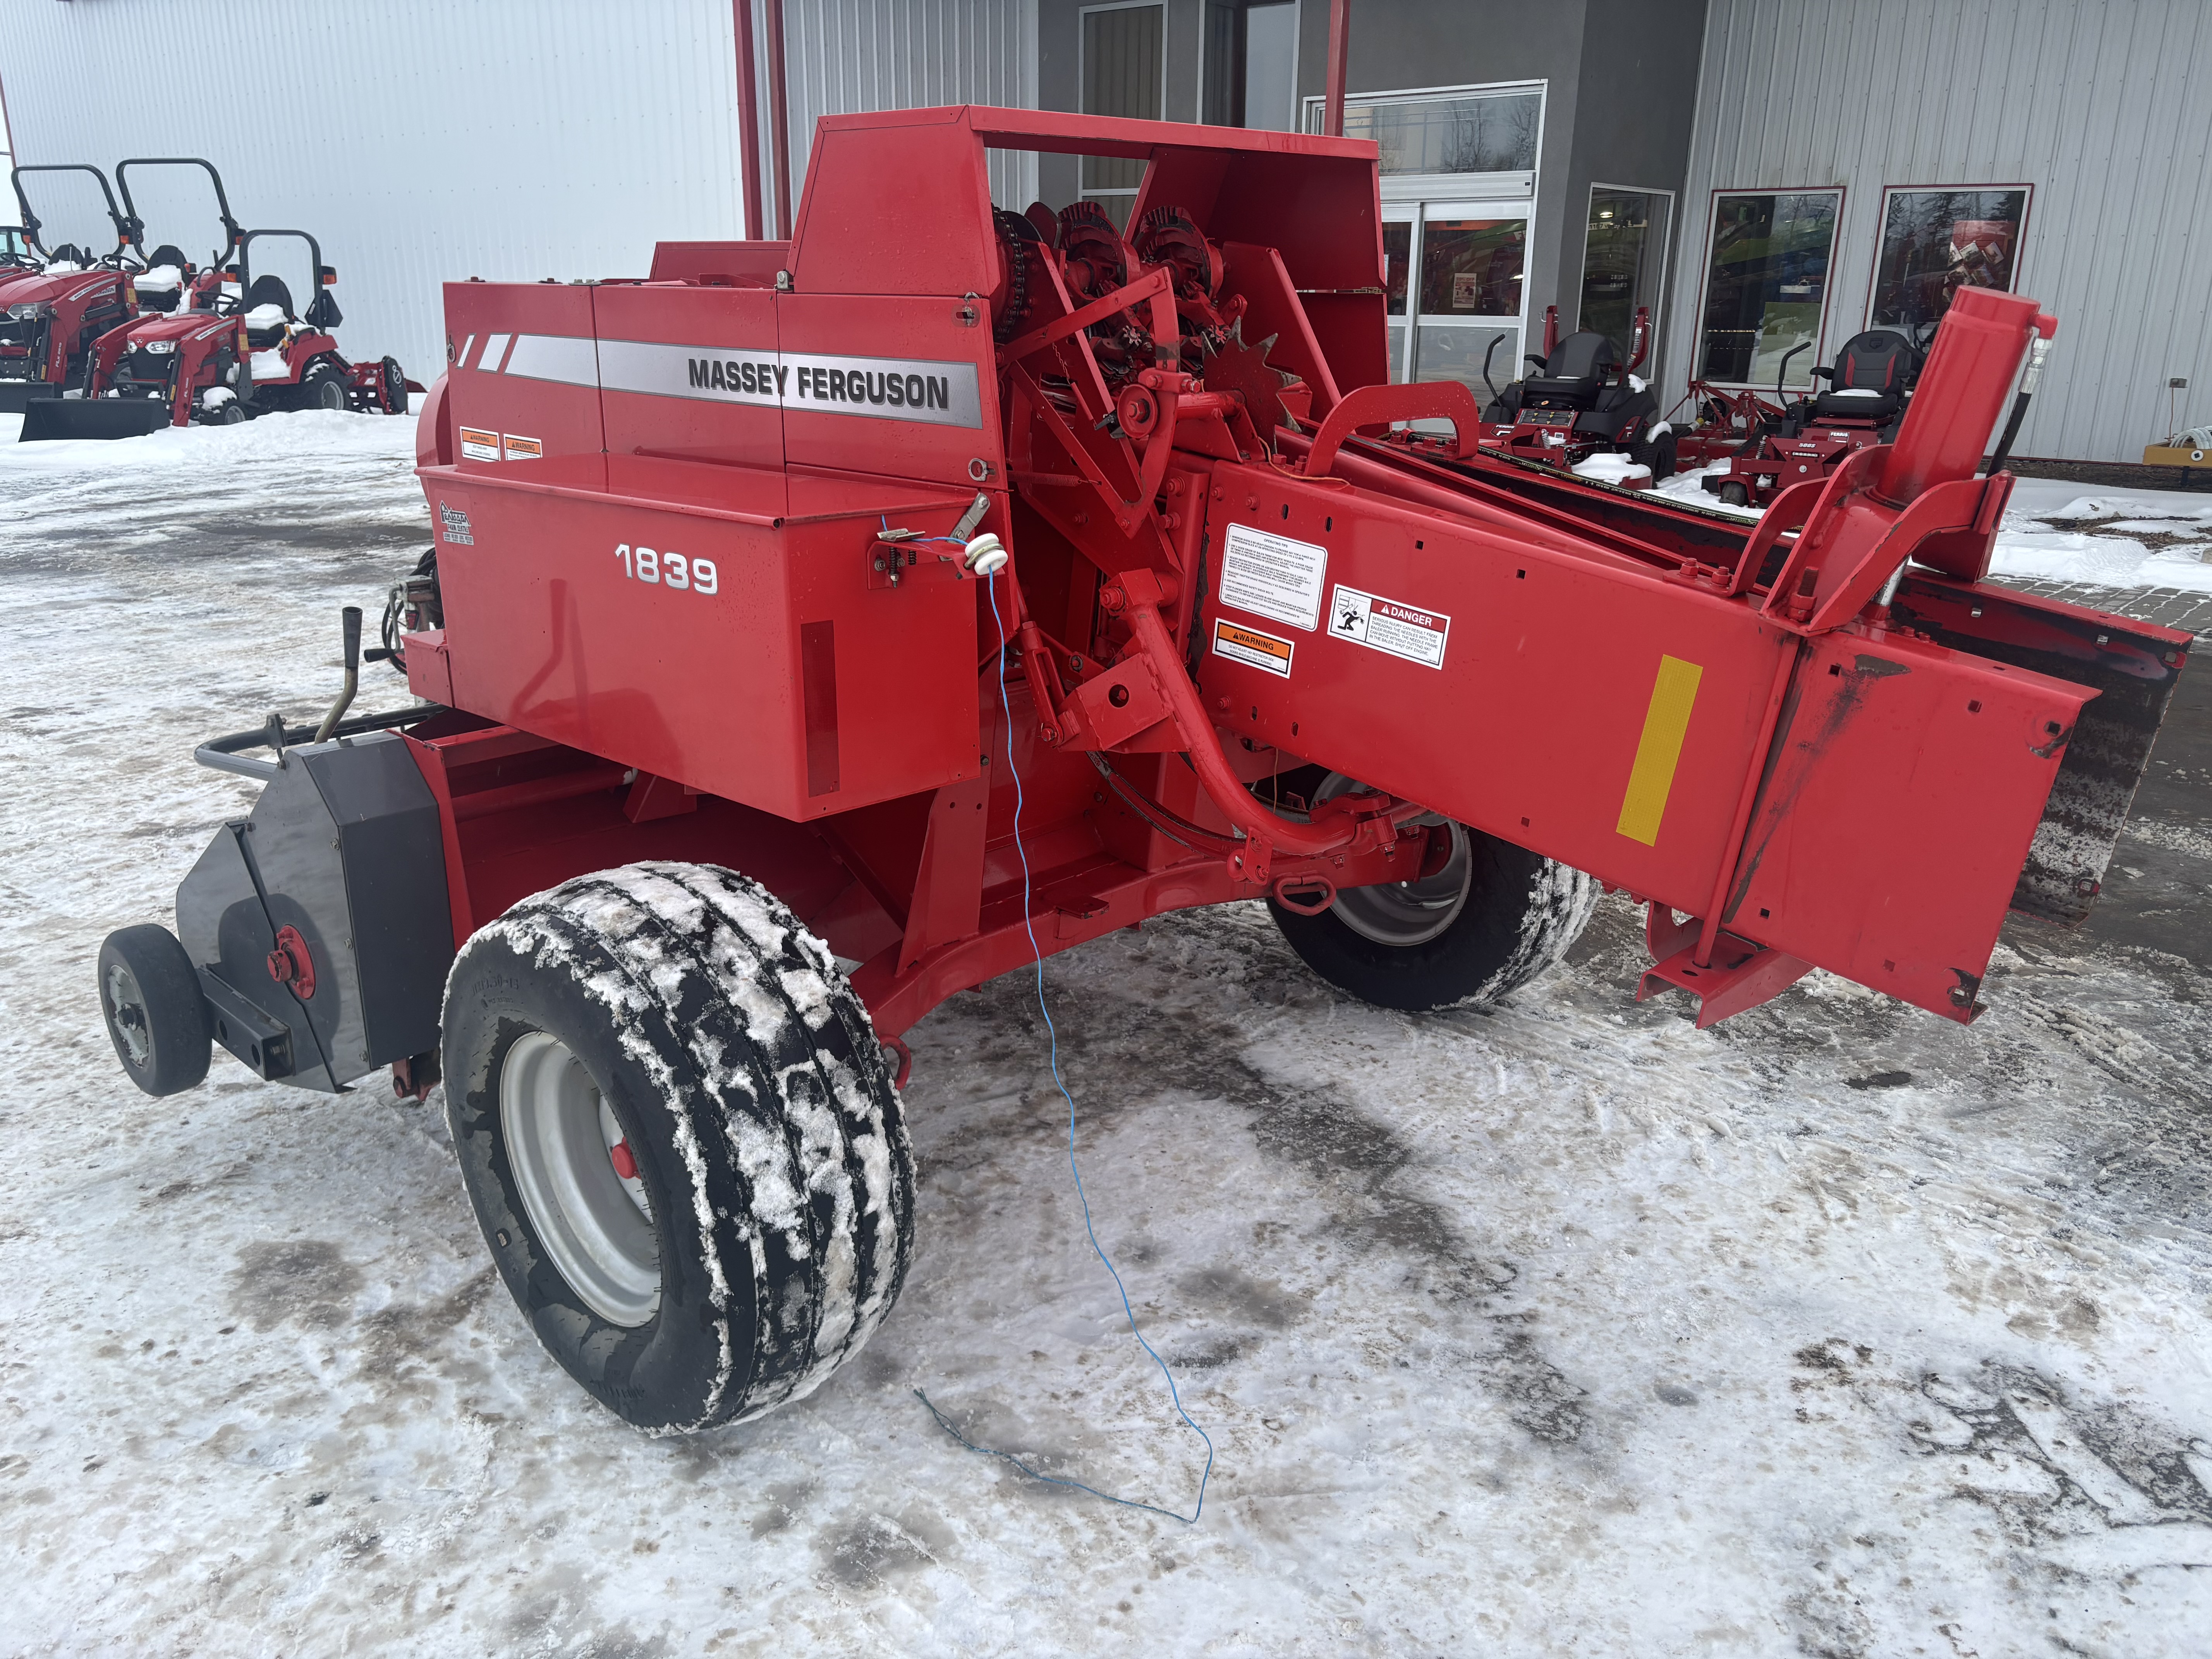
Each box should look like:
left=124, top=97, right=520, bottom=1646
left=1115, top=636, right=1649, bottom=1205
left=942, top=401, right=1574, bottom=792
left=1202, top=2, right=1298, bottom=131
left=1304, top=85, right=1541, bottom=190
left=1381, top=202, right=1528, bottom=398
left=1579, top=185, right=1671, bottom=375
left=1695, top=189, right=1842, bottom=389
left=1080, top=2, right=1165, bottom=227
left=1868, top=186, right=2031, bottom=333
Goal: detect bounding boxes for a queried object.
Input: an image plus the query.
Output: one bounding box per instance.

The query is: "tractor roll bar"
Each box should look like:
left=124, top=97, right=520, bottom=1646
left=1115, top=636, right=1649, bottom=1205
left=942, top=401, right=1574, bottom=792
left=116, top=157, right=243, bottom=269
left=9, top=164, right=128, bottom=260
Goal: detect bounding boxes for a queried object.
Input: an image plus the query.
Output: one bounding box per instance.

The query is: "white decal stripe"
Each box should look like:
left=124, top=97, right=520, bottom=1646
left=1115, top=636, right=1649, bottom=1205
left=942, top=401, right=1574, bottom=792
left=457, top=333, right=476, bottom=369
left=503, top=333, right=600, bottom=388
left=477, top=332, right=510, bottom=373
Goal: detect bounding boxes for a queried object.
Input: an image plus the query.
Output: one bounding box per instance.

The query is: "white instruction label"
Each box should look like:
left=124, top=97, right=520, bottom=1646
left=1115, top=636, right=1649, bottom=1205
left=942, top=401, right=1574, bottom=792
left=1328, top=583, right=1451, bottom=669
left=1211, top=618, right=1295, bottom=678
left=1220, top=521, right=1328, bottom=632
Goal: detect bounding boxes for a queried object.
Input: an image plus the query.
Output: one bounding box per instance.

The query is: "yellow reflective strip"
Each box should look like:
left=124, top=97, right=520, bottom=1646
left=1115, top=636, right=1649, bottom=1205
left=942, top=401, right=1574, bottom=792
left=1616, top=654, right=1704, bottom=845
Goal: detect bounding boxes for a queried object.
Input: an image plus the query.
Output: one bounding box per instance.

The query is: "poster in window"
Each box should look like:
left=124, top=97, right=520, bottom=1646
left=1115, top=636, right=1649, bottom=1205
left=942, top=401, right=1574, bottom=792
left=1868, top=187, right=2030, bottom=333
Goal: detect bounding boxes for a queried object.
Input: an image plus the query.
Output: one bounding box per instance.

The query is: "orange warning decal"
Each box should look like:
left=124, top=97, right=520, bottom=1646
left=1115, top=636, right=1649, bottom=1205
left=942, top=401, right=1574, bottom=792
left=501, top=433, right=543, bottom=460
left=1211, top=618, right=1295, bottom=678
left=458, top=425, right=498, bottom=462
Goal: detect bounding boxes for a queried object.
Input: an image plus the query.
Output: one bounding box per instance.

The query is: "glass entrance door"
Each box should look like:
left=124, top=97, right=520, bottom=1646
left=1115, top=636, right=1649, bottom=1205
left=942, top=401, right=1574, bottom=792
left=1381, top=199, right=1530, bottom=405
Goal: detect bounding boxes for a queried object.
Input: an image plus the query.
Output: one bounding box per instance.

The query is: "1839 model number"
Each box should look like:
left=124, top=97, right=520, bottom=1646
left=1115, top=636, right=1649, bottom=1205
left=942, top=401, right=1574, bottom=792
left=614, top=543, right=718, bottom=594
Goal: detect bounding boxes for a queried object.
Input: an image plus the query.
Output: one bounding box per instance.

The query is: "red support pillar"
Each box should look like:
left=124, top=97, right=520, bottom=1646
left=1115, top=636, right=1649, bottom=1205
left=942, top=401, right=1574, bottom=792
left=733, top=0, right=764, bottom=241
left=766, top=0, right=792, bottom=240
left=1323, top=0, right=1351, bottom=137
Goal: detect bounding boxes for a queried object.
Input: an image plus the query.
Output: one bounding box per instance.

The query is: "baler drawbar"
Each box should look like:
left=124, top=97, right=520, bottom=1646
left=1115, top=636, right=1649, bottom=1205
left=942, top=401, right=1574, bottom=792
left=97, top=108, right=2190, bottom=1434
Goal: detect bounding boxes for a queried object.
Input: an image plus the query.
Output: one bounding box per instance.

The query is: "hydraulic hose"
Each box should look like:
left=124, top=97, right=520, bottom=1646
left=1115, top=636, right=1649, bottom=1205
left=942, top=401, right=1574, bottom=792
left=1984, top=335, right=2052, bottom=476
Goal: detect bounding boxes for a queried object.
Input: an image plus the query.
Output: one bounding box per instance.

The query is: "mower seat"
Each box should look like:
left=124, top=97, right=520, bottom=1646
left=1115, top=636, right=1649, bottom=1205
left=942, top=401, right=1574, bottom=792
left=243, top=275, right=295, bottom=348
left=1522, top=331, right=1620, bottom=408
left=1809, top=329, right=1916, bottom=421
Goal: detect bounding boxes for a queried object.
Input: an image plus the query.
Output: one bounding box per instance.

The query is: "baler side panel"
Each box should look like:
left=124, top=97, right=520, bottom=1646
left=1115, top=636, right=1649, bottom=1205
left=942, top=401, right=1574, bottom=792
left=787, top=120, right=998, bottom=302
left=776, top=292, right=1003, bottom=493
left=1193, top=466, right=1784, bottom=919
left=441, top=281, right=604, bottom=465
left=594, top=284, right=783, bottom=471
left=1723, top=631, right=2092, bottom=1018
left=424, top=456, right=981, bottom=821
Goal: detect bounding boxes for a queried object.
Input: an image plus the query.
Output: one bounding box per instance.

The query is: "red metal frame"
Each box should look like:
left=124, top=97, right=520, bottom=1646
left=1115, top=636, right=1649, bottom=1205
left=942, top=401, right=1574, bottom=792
left=398, top=107, right=2188, bottom=1045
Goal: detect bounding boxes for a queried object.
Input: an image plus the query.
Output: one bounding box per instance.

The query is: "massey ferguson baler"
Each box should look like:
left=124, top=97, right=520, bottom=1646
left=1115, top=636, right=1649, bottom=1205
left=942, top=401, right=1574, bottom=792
left=97, top=109, right=2189, bottom=1436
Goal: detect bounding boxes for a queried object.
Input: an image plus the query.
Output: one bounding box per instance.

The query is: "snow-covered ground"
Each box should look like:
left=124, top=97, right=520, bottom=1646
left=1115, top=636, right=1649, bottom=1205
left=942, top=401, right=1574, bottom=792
left=1655, top=460, right=2212, bottom=594
left=3, top=412, right=2210, bottom=1657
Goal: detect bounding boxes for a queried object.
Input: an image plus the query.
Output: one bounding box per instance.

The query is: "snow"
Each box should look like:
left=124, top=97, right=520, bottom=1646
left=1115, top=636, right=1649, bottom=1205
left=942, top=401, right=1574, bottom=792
left=2, top=406, right=2210, bottom=1654
left=1571, top=452, right=1652, bottom=486
left=1649, top=464, right=2212, bottom=589
left=251, top=348, right=292, bottom=381
left=134, top=264, right=184, bottom=294
left=244, top=302, right=288, bottom=332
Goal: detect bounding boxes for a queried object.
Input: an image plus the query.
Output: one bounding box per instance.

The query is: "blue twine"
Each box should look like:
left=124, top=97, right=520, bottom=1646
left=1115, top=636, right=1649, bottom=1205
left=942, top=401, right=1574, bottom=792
left=915, top=572, right=1213, bottom=1526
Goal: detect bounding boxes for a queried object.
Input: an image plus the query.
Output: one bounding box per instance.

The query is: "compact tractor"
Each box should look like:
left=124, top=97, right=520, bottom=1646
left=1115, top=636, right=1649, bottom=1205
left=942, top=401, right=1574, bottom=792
left=27, top=217, right=411, bottom=440
left=1700, top=326, right=1930, bottom=508
left=95, top=109, right=2189, bottom=1437
left=1477, top=303, right=1676, bottom=481
left=0, top=165, right=138, bottom=413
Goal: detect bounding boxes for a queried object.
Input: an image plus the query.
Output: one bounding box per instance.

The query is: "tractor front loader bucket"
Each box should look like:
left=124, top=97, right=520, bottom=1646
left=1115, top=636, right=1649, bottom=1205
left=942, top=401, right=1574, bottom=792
left=0, top=381, right=60, bottom=414
left=17, top=397, right=172, bottom=441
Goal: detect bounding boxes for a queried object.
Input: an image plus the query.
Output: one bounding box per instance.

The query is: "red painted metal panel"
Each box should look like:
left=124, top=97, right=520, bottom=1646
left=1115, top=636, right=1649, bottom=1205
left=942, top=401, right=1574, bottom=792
left=775, top=293, right=1003, bottom=491
left=1723, top=629, right=2092, bottom=1020
left=1192, top=465, right=1791, bottom=919
left=593, top=282, right=783, bottom=470
left=440, top=282, right=603, bottom=466
left=418, top=454, right=979, bottom=819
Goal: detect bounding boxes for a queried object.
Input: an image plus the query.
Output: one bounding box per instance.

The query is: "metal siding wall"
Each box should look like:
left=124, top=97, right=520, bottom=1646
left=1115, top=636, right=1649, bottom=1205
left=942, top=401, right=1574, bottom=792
left=777, top=0, right=1038, bottom=214
left=0, top=0, right=1037, bottom=386
left=1668, top=0, right=2212, bottom=463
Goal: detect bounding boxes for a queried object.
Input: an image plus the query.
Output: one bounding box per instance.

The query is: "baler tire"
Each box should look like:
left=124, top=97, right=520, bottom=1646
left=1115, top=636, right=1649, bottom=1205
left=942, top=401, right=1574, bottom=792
left=1267, top=830, right=1599, bottom=1013
left=441, top=861, right=916, bottom=1434
left=97, top=924, right=211, bottom=1097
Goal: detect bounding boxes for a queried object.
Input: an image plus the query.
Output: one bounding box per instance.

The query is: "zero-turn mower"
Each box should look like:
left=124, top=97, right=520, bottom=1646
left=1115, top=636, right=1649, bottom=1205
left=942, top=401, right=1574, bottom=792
left=94, top=108, right=2190, bottom=1436
left=25, top=219, right=412, bottom=440
left=1477, top=304, right=1676, bottom=481
left=1700, top=326, right=1930, bottom=508
left=0, top=165, right=139, bottom=414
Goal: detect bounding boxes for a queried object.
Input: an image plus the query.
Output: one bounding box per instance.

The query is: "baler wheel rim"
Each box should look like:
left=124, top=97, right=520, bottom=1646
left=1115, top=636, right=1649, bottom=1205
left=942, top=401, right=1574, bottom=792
left=1311, top=772, right=1473, bottom=947
left=498, top=1030, right=660, bottom=1328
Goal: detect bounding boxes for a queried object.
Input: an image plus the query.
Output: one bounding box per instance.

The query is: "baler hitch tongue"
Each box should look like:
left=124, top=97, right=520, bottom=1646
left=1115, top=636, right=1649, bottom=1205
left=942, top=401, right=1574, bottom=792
left=17, top=397, right=172, bottom=442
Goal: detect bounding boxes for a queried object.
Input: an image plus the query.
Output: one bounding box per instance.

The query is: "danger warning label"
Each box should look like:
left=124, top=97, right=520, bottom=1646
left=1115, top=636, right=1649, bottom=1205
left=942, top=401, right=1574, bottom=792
left=1328, top=584, right=1450, bottom=669
left=458, top=425, right=499, bottom=463
left=1211, top=618, right=1295, bottom=678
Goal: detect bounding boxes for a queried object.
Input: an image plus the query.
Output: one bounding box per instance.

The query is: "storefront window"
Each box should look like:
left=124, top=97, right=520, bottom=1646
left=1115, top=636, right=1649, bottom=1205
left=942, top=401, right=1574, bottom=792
left=1868, top=187, right=2030, bottom=331
left=1306, top=91, right=1541, bottom=178
left=1580, top=186, right=1671, bottom=371
left=1695, top=189, right=1841, bottom=388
